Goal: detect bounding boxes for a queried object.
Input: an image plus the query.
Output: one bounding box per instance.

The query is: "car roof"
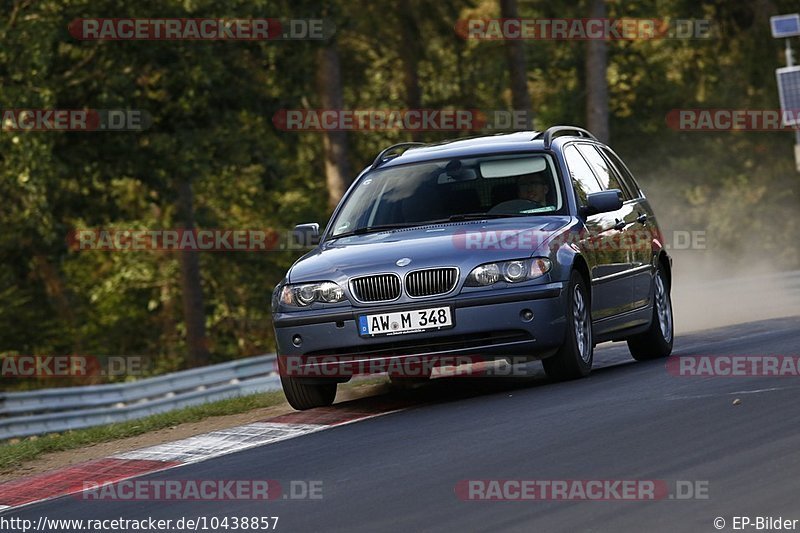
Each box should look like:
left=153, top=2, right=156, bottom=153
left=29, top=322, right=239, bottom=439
left=378, top=131, right=546, bottom=169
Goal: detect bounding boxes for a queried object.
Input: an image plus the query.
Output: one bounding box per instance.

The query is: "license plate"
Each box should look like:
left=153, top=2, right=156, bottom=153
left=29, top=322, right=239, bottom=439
left=358, top=306, right=453, bottom=337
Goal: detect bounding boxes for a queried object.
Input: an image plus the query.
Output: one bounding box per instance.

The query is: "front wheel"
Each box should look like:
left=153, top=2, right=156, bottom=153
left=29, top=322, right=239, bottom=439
left=542, top=270, right=593, bottom=380
left=627, top=265, right=673, bottom=361
left=280, top=375, right=337, bottom=410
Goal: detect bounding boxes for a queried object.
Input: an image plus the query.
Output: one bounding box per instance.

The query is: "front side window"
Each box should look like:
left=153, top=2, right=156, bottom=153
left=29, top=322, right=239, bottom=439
left=600, top=147, right=642, bottom=199
left=329, top=154, right=564, bottom=238
left=576, top=144, right=632, bottom=200
left=564, top=144, right=602, bottom=205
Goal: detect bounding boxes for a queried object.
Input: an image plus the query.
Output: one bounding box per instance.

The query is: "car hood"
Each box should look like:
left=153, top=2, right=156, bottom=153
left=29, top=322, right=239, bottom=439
left=288, top=217, right=573, bottom=282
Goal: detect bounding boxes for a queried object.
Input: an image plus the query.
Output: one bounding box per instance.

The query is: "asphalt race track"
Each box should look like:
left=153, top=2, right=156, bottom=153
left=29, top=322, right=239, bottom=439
left=5, top=316, right=800, bottom=533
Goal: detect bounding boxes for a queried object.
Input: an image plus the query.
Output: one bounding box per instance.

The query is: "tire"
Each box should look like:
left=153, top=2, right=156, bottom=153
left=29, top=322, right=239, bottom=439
left=542, top=270, right=593, bottom=380
left=280, top=375, right=337, bottom=410
left=627, top=264, right=674, bottom=361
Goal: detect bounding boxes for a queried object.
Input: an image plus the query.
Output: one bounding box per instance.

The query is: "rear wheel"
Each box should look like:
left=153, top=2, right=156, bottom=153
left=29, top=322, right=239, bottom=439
left=627, top=265, right=673, bottom=361
left=280, top=375, right=337, bottom=410
left=542, top=270, right=593, bottom=380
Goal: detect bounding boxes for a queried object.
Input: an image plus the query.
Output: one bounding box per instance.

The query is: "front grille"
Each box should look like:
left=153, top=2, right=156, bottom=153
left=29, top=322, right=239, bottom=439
left=350, top=274, right=401, bottom=302
left=405, top=268, right=458, bottom=297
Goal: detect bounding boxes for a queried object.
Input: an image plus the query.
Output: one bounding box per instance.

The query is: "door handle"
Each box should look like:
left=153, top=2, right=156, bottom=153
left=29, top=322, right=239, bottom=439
left=636, top=213, right=648, bottom=224
left=613, top=219, right=626, bottom=231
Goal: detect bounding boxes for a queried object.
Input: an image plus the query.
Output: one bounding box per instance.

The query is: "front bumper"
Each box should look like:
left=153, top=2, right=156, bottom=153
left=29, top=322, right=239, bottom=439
left=273, top=281, right=568, bottom=379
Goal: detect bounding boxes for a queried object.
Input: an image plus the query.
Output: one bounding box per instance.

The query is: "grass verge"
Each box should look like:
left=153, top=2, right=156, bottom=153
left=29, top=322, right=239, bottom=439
left=0, top=390, right=287, bottom=472
left=0, top=377, right=391, bottom=474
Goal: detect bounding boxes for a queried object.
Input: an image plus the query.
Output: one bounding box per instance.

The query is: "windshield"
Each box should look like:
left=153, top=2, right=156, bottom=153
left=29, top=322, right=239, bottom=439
left=329, top=153, right=563, bottom=237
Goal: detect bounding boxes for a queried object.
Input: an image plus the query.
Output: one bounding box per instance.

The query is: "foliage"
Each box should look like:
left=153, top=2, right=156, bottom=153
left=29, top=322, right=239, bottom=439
left=0, top=0, right=798, bottom=378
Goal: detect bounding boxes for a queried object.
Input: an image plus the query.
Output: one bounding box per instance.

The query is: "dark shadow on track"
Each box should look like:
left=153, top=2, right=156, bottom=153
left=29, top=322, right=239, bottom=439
left=321, top=316, right=800, bottom=418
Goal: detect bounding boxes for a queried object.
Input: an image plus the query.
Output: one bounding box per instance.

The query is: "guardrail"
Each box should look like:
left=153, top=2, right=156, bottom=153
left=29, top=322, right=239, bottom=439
left=0, top=354, right=280, bottom=440
left=2, top=271, right=798, bottom=441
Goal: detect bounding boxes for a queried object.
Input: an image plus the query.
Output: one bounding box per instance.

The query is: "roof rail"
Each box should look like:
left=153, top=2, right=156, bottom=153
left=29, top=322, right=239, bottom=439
left=370, top=142, right=425, bottom=169
left=538, top=126, right=597, bottom=149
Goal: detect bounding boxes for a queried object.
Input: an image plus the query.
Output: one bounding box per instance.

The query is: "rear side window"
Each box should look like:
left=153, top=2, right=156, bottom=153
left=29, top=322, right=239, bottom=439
left=564, top=144, right=602, bottom=205
left=576, top=144, right=632, bottom=200
left=599, top=147, right=642, bottom=199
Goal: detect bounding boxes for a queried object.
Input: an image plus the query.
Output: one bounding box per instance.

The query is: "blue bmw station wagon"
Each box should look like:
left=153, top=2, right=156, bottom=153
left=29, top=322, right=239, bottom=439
left=272, top=127, right=673, bottom=409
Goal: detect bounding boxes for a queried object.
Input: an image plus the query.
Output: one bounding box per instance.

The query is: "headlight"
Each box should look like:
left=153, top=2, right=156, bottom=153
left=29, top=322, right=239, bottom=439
left=465, top=258, right=551, bottom=287
left=470, top=263, right=500, bottom=285
left=280, top=281, right=346, bottom=307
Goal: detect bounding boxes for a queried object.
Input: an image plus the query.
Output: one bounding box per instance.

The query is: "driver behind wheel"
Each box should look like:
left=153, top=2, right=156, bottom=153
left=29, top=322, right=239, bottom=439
left=489, top=171, right=551, bottom=214
left=518, top=172, right=550, bottom=207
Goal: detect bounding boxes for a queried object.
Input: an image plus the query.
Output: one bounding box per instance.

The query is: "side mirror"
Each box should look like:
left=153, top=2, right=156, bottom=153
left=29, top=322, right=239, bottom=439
left=582, top=190, right=623, bottom=216
left=292, top=223, right=320, bottom=247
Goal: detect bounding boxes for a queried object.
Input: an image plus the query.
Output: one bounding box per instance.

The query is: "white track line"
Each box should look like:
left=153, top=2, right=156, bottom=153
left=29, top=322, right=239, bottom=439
left=113, top=422, right=326, bottom=464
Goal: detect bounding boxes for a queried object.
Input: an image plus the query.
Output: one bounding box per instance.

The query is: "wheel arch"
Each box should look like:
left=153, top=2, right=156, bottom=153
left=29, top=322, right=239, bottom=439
left=571, top=254, right=592, bottom=303
left=656, top=251, right=671, bottom=290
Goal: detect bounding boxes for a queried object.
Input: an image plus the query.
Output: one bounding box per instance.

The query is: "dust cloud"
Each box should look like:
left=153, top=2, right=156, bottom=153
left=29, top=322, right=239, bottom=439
left=669, top=250, right=799, bottom=333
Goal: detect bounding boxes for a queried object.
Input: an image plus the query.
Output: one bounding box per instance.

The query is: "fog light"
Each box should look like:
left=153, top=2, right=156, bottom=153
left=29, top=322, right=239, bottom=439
left=520, top=309, right=534, bottom=322
left=292, top=334, right=302, bottom=347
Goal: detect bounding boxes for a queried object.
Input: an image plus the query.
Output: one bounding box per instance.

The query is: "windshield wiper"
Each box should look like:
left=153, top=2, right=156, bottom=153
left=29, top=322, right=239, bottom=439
left=330, top=214, right=530, bottom=240
left=331, top=223, right=425, bottom=239
left=444, top=213, right=530, bottom=221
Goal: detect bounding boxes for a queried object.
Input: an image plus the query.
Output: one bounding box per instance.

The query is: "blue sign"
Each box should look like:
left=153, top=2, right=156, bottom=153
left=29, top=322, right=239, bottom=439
left=771, top=14, right=800, bottom=39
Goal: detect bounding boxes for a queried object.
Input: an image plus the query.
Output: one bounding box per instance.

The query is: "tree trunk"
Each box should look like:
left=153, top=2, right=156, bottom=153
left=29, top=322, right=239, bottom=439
left=31, top=254, right=81, bottom=354
left=500, top=0, right=532, bottom=128
left=176, top=178, right=210, bottom=368
left=585, top=0, right=610, bottom=143
left=316, top=43, right=352, bottom=210
left=399, top=11, right=423, bottom=141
